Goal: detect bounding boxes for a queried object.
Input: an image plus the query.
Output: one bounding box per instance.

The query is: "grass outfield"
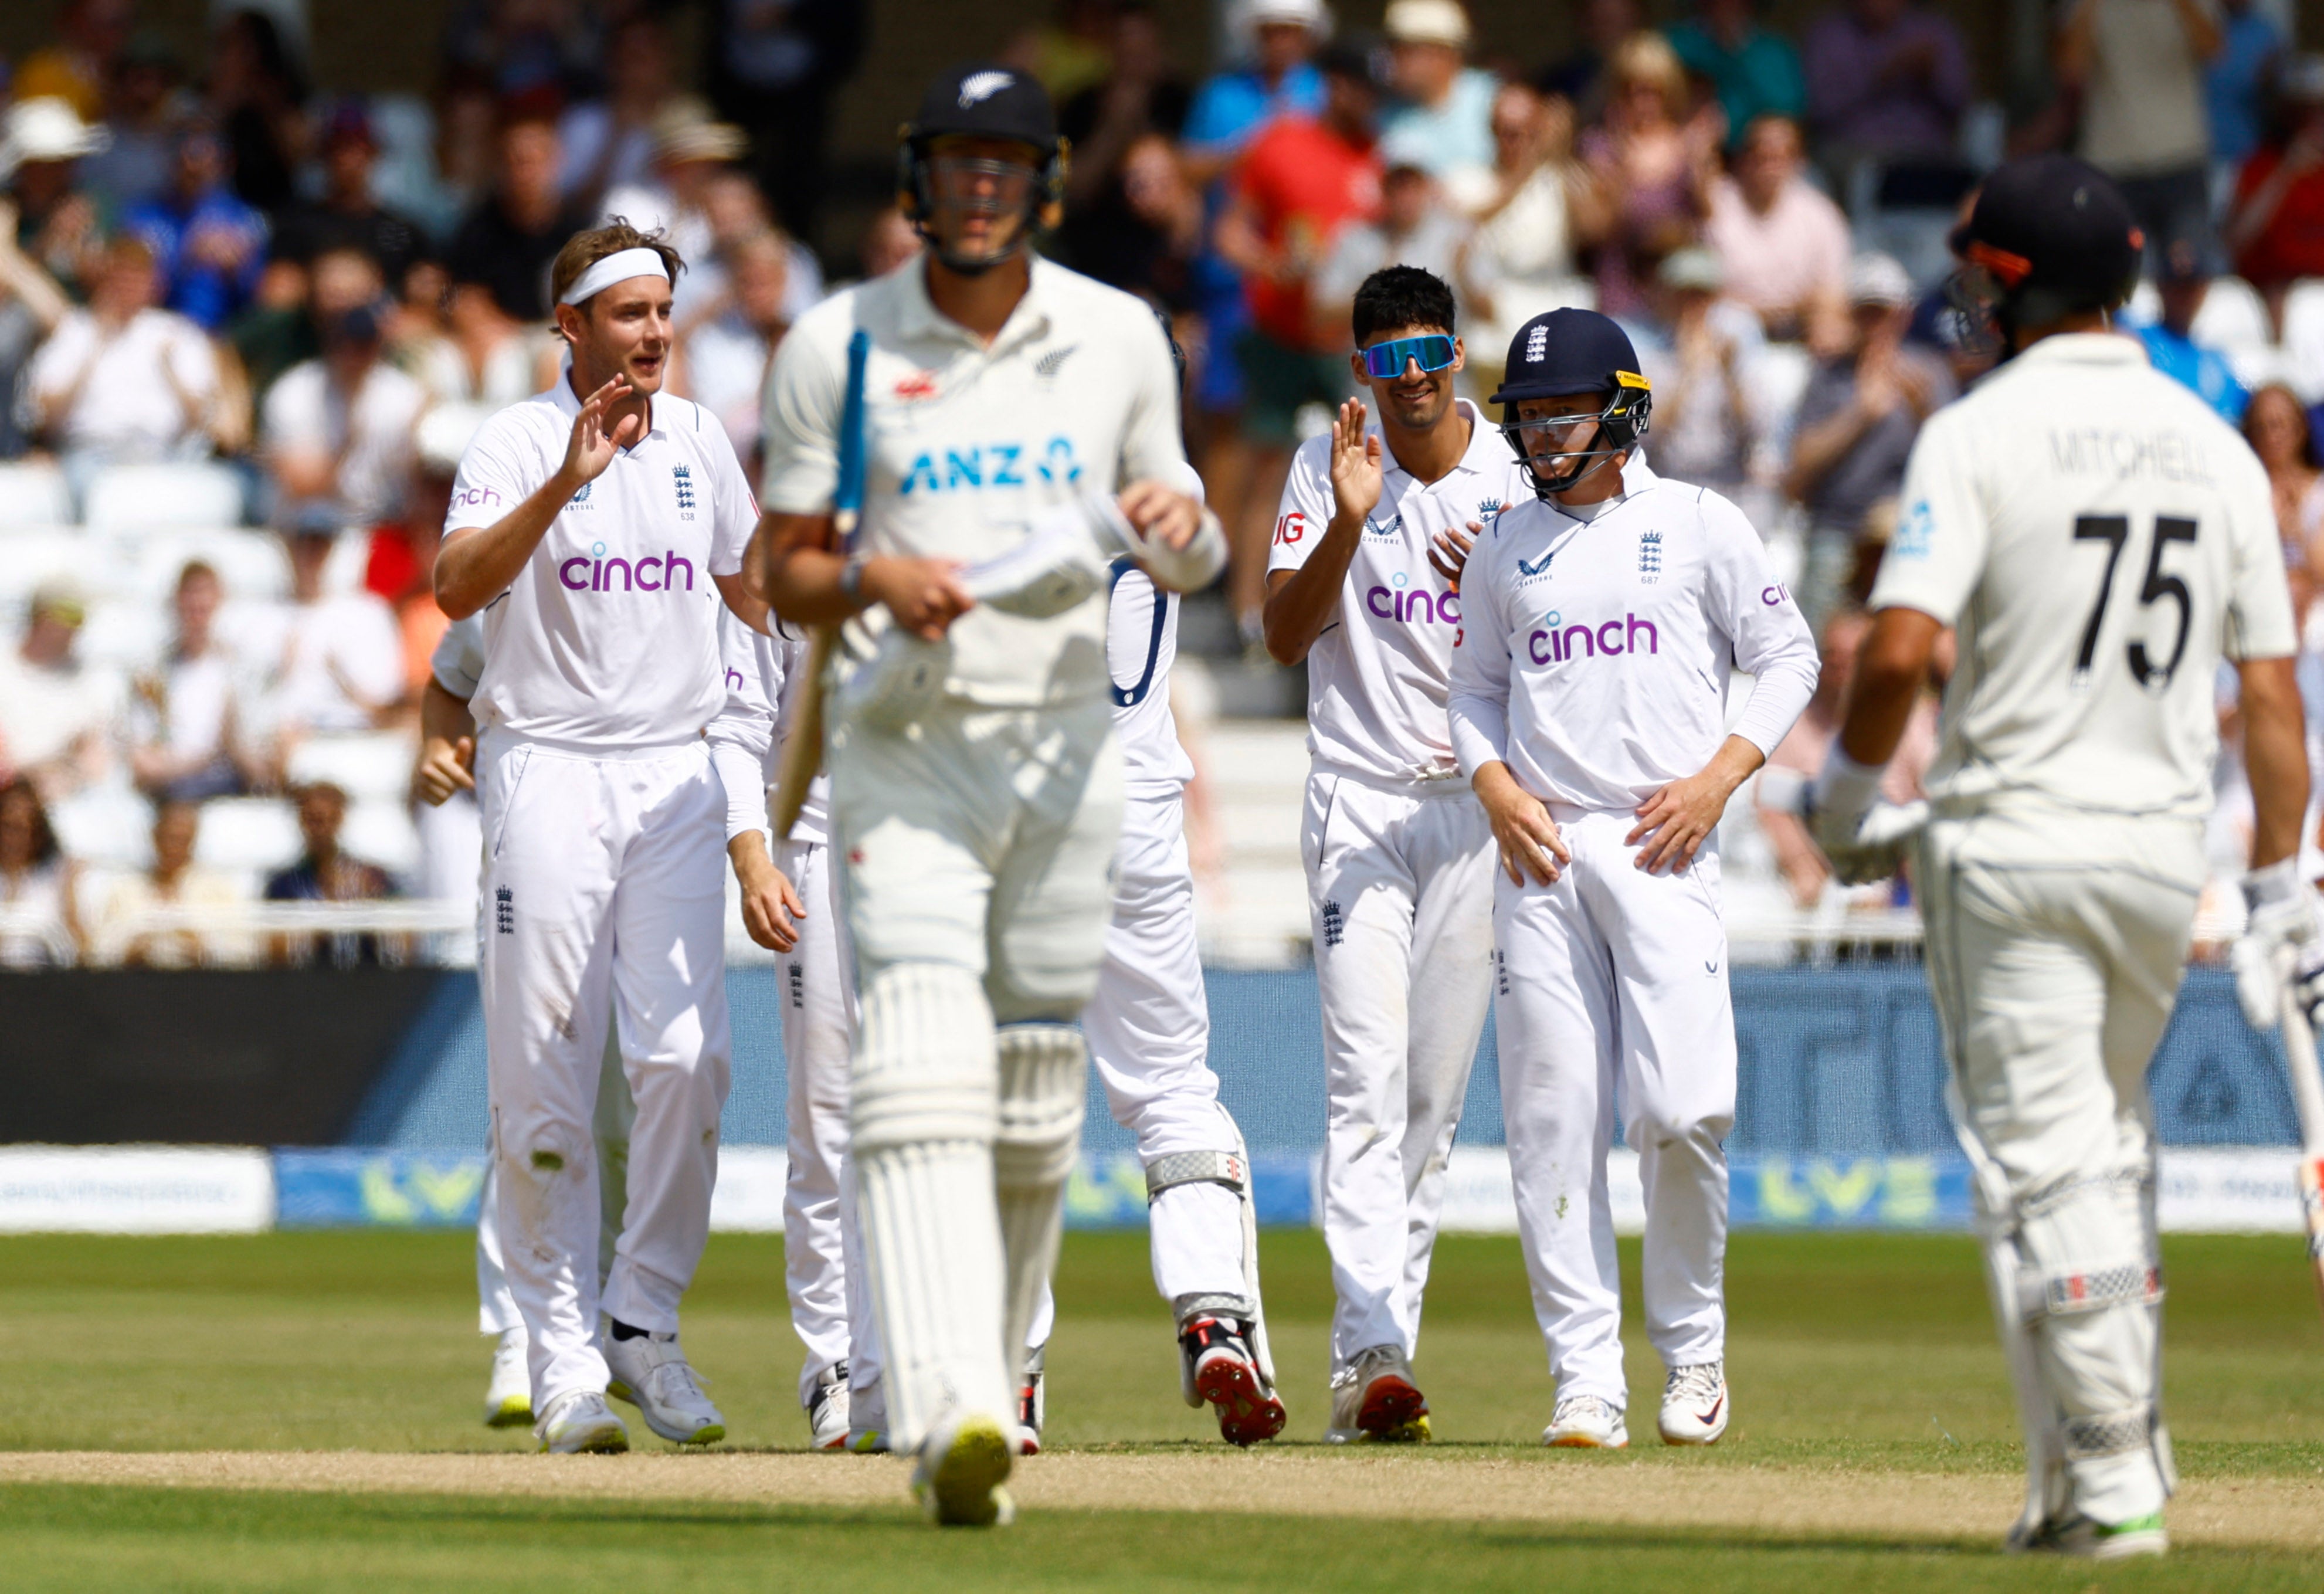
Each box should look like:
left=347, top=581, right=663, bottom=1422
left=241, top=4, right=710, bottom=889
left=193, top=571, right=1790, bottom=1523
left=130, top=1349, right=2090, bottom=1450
left=1, top=1228, right=2320, bottom=1588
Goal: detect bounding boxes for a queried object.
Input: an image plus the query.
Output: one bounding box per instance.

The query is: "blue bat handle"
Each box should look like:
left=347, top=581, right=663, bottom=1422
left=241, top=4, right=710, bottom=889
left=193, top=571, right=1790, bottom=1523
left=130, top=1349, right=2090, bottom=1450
left=834, top=328, right=871, bottom=546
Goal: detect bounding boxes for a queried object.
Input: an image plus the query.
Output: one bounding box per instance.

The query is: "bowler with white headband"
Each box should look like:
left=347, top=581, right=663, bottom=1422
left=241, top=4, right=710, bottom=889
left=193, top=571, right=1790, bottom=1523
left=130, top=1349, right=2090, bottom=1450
left=435, top=222, right=768, bottom=1457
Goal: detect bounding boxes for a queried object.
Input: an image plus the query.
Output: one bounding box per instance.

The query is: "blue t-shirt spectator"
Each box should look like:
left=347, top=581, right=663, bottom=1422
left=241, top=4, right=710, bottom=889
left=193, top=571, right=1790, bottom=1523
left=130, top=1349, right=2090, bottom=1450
left=1669, top=13, right=1806, bottom=144
left=1182, top=60, right=1326, bottom=157
left=1379, top=66, right=1498, bottom=178
left=124, top=184, right=267, bottom=332
left=2207, top=2, right=2284, bottom=168
left=2137, top=322, right=2250, bottom=423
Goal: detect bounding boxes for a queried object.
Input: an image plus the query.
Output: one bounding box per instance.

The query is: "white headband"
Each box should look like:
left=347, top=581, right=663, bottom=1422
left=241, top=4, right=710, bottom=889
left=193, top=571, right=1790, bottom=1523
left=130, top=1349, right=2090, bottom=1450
left=558, top=247, right=671, bottom=307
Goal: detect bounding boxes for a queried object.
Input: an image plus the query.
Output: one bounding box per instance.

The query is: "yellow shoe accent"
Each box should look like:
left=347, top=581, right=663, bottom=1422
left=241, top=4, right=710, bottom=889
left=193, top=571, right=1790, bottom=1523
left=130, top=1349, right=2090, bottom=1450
left=914, top=1415, right=1016, bottom=1527
left=678, top=1423, right=726, bottom=1446
left=487, top=1395, right=534, bottom=1429
left=1372, top=1413, right=1430, bottom=1443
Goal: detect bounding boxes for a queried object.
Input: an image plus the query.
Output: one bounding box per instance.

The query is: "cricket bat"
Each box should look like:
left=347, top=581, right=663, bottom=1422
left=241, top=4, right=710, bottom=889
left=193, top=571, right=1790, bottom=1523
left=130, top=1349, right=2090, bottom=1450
left=2274, top=960, right=2324, bottom=1324
left=770, top=327, right=871, bottom=839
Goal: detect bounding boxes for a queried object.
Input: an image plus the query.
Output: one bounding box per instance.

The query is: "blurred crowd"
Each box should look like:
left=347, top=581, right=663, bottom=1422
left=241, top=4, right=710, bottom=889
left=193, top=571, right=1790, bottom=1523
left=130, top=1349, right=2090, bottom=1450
left=4, top=0, right=2324, bottom=965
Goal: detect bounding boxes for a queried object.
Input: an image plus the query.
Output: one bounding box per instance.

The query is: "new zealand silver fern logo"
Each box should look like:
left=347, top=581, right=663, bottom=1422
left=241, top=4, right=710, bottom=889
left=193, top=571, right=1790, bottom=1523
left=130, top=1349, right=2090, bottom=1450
left=1034, top=345, right=1077, bottom=379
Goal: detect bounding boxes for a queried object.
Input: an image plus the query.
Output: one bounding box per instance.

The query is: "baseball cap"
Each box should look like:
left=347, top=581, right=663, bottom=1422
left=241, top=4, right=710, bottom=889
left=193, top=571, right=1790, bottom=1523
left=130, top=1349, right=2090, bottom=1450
left=1385, top=0, right=1471, bottom=48
left=1491, top=307, right=1647, bottom=405
left=910, top=64, right=1057, bottom=151
left=1846, top=252, right=1915, bottom=308
left=1949, top=154, right=2140, bottom=318
left=29, top=575, right=88, bottom=626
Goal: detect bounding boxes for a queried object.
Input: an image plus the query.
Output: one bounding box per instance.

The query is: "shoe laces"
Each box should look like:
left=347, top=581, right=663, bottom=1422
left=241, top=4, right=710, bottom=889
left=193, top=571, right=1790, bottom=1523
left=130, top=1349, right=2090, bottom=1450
left=1665, top=1361, right=1723, bottom=1402
left=1551, top=1393, right=1620, bottom=1426
left=635, top=1344, right=711, bottom=1408
left=1180, top=1316, right=1254, bottom=1359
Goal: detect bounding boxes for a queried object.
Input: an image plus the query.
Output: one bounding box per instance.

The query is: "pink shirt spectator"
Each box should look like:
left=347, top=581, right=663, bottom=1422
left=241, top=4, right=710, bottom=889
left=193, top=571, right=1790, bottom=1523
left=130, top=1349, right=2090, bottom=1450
left=1705, top=174, right=1850, bottom=326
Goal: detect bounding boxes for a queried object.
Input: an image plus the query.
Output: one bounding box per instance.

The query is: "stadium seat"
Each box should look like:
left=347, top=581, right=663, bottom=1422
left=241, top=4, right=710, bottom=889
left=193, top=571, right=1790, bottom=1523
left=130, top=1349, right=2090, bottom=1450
left=2278, top=278, right=2324, bottom=401
left=48, top=782, right=155, bottom=870
left=2189, top=276, right=2273, bottom=354
left=193, top=797, right=304, bottom=875
left=75, top=599, right=172, bottom=671
left=125, top=527, right=293, bottom=604
left=343, top=799, right=423, bottom=879
left=0, top=459, right=74, bottom=528
left=81, top=462, right=247, bottom=533
left=0, top=531, right=97, bottom=612
left=288, top=732, right=419, bottom=802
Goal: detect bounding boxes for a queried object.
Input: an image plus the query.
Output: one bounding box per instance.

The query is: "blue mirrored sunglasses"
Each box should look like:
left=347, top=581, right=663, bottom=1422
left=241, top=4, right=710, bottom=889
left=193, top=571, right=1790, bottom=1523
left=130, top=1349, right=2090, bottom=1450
left=1359, top=334, right=1456, bottom=380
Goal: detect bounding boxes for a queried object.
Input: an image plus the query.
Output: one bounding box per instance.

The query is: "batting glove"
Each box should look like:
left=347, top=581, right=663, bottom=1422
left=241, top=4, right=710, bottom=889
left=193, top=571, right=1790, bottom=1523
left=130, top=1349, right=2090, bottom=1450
left=2230, top=857, right=2322, bottom=1030
left=1803, top=749, right=1928, bottom=886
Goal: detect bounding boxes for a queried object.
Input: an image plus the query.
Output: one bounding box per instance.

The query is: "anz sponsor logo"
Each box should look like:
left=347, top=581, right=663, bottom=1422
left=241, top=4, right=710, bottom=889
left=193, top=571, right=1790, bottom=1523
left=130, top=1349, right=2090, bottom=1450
left=1366, top=569, right=1460, bottom=626
left=1526, top=612, right=1658, bottom=666
left=898, top=436, right=1083, bottom=494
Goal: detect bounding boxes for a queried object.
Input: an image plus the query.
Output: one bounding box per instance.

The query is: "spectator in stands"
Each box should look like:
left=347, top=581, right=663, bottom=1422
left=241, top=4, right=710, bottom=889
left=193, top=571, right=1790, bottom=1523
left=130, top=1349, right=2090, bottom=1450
left=382, top=72, right=496, bottom=245
left=82, top=31, right=191, bottom=214
left=1705, top=113, right=1851, bottom=342
left=14, top=0, right=131, bottom=124
left=1005, top=0, right=1122, bottom=104
left=1457, top=83, right=1605, bottom=392
left=401, top=277, right=544, bottom=408
left=2244, top=382, right=2324, bottom=616
left=271, top=103, right=425, bottom=291
left=600, top=105, right=754, bottom=323
left=1579, top=32, right=1718, bottom=318
left=700, top=0, right=866, bottom=238
left=2227, top=56, right=2324, bottom=330
left=0, top=778, right=82, bottom=968
left=443, top=113, right=589, bottom=324
left=124, top=120, right=266, bottom=331
left=683, top=167, right=824, bottom=330
left=86, top=798, right=250, bottom=969
left=682, top=229, right=792, bottom=470
left=1756, top=608, right=1936, bottom=905
left=369, top=402, right=482, bottom=700
left=1311, top=162, right=1467, bottom=345
left=1801, top=0, right=1972, bottom=179
left=1059, top=4, right=1192, bottom=214
left=558, top=12, right=679, bottom=215
left=226, top=257, right=317, bottom=408
left=1379, top=0, right=1498, bottom=207
left=857, top=205, right=921, bottom=280
left=0, top=578, right=123, bottom=802
left=2134, top=240, right=2250, bottom=423
left=1784, top=252, right=1953, bottom=631
left=246, top=525, right=404, bottom=775
left=26, top=235, right=224, bottom=481
left=0, top=202, right=71, bottom=460
left=2058, top=0, right=2222, bottom=267
left=1536, top=0, right=1640, bottom=128
left=128, top=561, right=250, bottom=804
left=206, top=8, right=307, bottom=218
left=1668, top=0, right=1807, bottom=147
left=1627, top=246, right=1763, bottom=497
left=5, top=95, right=113, bottom=301
left=266, top=781, right=399, bottom=968
left=263, top=290, right=428, bottom=528
left=1057, top=128, right=1204, bottom=309
left=2207, top=0, right=2284, bottom=183
left=1212, top=41, right=1385, bottom=645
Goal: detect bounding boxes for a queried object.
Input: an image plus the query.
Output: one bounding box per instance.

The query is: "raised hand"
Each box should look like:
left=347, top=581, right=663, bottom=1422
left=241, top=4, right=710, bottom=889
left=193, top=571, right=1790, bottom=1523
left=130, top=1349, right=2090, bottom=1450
left=561, top=375, right=642, bottom=488
left=1329, top=397, right=1384, bottom=527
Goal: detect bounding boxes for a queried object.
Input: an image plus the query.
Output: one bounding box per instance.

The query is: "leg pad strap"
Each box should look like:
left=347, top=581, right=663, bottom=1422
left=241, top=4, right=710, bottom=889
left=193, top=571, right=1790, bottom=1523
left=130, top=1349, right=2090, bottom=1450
left=1145, top=1149, right=1247, bottom=1202
left=2062, top=1404, right=2156, bottom=1461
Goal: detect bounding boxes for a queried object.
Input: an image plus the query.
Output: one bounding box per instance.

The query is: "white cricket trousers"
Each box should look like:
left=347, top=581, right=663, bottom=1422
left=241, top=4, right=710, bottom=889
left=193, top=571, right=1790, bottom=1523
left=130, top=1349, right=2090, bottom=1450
left=1918, top=807, right=2197, bottom=1530
left=773, top=834, right=880, bottom=1409
left=1025, top=788, right=1250, bottom=1351
left=477, top=1029, right=631, bottom=1334
left=1492, top=808, right=1735, bottom=1407
left=1302, top=769, right=1495, bottom=1369
left=478, top=732, right=732, bottom=1408
left=833, top=696, right=1122, bottom=1454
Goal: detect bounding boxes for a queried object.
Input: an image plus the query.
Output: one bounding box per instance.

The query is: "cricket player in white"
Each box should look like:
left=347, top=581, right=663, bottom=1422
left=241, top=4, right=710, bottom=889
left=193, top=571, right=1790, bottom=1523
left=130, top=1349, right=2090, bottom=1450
left=416, top=616, right=636, bottom=1432
left=704, top=608, right=883, bottom=1450
left=1451, top=307, right=1817, bottom=1450
left=436, top=222, right=763, bottom=1454
left=757, top=65, right=1223, bottom=1524
left=1261, top=266, right=1529, bottom=1441
left=1812, top=156, right=2309, bottom=1558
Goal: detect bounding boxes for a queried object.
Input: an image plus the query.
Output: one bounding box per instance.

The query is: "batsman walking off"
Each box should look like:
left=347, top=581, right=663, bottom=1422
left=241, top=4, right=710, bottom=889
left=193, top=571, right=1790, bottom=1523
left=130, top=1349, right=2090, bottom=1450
left=757, top=63, right=1222, bottom=1525
left=1814, top=155, right=2310, bottom=1558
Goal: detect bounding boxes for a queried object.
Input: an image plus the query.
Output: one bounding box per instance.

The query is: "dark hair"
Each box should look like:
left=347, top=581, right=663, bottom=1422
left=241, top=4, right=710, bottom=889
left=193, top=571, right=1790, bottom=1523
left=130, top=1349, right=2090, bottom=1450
left=0, top=778, right=60, bottom=870
left=2244, top=382, right=2323, bottom=470
left=1352, top=265, right=1456, bottom=345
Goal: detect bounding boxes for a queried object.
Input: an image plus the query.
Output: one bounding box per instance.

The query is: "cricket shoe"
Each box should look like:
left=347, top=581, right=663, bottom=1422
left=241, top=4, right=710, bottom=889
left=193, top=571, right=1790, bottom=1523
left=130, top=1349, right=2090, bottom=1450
left=1016, top=1342, right=1046, bottom=1456
left=1657, top=1361, right=1729, bottom=1446
left=1542, top=1393, right=1629, bottom=1449
left=484, top=1327, right=532, bottom=1428
left=806, top=1360, right=850, bottom=1451
left=535, top=1388, right=629, bottom=1454
left=2009, top=1510, right=2168, bottom=1560
left=1324, top=1344, right=1428, bottom=1443
left=1179, top=1317, right=1286, bottom=1446
left=912, top=1409, right=1016, bottom=1527
left=603, top=1330, right=726, bottom=1446
left=847, top=1379, right=891, bottom=1453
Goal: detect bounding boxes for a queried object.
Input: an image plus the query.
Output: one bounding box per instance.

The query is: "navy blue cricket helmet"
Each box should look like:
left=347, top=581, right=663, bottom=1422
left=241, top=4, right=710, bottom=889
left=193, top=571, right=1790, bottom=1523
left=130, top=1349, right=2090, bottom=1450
left=1490, top=307, right=1652, bottom=496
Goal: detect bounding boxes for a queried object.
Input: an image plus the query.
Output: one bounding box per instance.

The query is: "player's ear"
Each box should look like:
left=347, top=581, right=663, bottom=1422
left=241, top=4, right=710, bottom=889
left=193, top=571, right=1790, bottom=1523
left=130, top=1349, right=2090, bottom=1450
left=1451, top=336, right=1465, bottom=372
left=1349, top=350, right=1368, bottom=387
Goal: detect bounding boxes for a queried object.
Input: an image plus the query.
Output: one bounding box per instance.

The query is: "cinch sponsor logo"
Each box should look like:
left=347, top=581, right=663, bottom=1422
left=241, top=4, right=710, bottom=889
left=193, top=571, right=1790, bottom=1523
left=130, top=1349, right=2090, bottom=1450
left=1366, top=574, right=1460, bottom=625
left=454, top=486, right=502, bottom=511
left=1526, top=612, right=1658, bottom=665
left=559, top=541, right=698, bottom=593
left=898, top=436, right=1082, bottom=493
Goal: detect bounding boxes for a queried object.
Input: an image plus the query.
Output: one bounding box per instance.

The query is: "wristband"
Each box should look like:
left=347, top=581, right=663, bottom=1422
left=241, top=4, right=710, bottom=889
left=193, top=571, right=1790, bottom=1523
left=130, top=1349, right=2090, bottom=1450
left=2244, top=855, right=2303, bottom=914
left=838, top=554, right=868, bottom=605
left=1807, top=748, right=1883, bottom=826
